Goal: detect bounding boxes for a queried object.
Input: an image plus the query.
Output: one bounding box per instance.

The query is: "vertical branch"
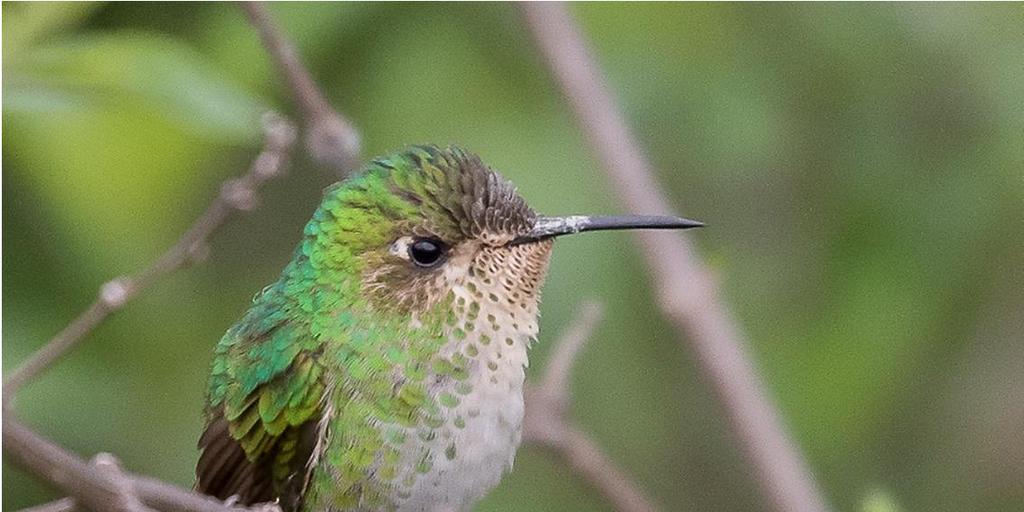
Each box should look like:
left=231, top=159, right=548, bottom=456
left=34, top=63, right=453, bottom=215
left=520, top=4, right=831, bottom=512
left=240, top=2, right=361, bottom=172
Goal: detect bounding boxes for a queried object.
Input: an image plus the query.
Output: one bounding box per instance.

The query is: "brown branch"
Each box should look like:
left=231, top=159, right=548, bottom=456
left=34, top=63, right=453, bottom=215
left=4, top=5, right=352, bottom=511
left=3, top=113, right=296, bottom=404
left=3, top=6, right=352, bottom=510
left=4, top=5, right=790, bottom=512
left=3, top=417, right=153, bottom=512
left=240, top=1, right=361, bottom=173
left=3, top=415, right=271, bottom=512
left=520, top=4, right=831, bottom=512
left=523, top=301, right=659, bottom=512
left=18, top=498, right=78, bottom=512
left=3, top=114, right=296, bottom=511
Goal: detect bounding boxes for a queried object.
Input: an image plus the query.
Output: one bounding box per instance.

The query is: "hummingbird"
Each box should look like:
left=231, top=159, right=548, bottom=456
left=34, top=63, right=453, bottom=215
left=196, top=145, right=701, bottom=512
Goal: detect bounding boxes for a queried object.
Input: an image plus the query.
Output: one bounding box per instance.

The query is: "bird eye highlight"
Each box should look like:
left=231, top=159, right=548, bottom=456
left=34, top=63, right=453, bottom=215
left=409, top=238, right=448, bottom=268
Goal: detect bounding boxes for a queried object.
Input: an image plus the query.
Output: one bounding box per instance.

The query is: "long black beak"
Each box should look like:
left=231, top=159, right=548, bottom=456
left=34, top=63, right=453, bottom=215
left=508, top=214, right=703, bottom=246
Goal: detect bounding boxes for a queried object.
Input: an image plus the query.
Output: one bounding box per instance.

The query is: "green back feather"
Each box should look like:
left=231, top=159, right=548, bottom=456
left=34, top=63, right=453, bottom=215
left=199, top=145, right=536, bottom=510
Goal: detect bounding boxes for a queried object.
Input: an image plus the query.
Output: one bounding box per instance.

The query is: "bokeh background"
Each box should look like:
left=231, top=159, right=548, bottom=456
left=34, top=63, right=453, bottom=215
left=4, top=3, right=1022, bottom=511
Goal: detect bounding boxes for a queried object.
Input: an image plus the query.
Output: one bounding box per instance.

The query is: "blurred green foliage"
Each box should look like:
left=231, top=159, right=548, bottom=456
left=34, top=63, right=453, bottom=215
left=4, top=3, right=1022, bottom=511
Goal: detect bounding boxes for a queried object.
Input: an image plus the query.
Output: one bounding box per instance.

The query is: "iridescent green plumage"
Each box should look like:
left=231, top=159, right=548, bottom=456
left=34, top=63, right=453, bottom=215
left=198, top=146, right=541, bottom=511
left=197, top=145, right=700, bottom=511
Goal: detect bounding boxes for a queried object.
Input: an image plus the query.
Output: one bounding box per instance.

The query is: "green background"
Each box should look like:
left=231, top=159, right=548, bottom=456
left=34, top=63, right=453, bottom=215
left=4, top=3, right=1023, bottom=511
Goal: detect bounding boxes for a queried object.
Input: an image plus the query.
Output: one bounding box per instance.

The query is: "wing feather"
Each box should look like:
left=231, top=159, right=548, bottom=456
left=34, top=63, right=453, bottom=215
left=197, top=312, right=327, bottom=511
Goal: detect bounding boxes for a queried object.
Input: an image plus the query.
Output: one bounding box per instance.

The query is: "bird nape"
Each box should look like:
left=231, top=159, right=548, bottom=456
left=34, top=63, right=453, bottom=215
left=196, top=145, right=700, bottom=512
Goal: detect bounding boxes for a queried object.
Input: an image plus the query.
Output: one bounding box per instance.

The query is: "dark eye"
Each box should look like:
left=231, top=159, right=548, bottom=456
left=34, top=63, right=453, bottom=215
left=409, top=238, right=448, bottom=268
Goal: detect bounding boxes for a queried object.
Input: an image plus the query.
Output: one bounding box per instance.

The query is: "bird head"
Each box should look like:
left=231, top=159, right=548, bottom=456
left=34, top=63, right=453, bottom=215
left=302, top=145, right=701, bottom=323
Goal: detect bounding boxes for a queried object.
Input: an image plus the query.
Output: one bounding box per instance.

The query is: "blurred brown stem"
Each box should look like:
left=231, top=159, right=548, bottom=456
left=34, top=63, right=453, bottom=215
left=240, top=1, right=361, bottom=172
left=521, top=3, right=831, bottom=512
left=523, top=301, right=659, bottom=512
left=3, top=113, right=296, bottom=405
left=6, top=414, right=274, bottom=512
left=4, top=4, right=750, bottom=512
left=3, top=115, right=296, bottom=512
left=18, top=497, right=78, bottom=512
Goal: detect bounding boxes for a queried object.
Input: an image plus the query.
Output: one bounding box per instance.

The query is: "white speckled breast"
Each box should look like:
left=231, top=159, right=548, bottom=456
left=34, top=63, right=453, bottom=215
left=392, top=241, right=552, bottom=512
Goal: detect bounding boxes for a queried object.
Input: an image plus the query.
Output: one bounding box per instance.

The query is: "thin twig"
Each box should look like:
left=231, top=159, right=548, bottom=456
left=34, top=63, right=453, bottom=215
left=240, top=1, right=361, bottom=172
left=2, top=115, right=296, bottom=511
left=2, top=414, right=146, bottom=512
left=4, top=415, right=274, bottom=512
left=4, top=5, right=349, bottom=511
left=523, top=301, right=658, bottom=512
left=520, top=4, right=830, bottom=512
left=6, top=5, right=741, bottom=512
left=3, top=113, right=297, bottom=405
left=538, top=301, right=602, bottom=396
left=17, top=498, right=78, bottom=512
left=523, top=301, right=604, bottom=445
left=6, top=418, right=144, bottom=512
left=3, top=5, right=351, bottom=510
left=92, top=453, right=156, bottom=512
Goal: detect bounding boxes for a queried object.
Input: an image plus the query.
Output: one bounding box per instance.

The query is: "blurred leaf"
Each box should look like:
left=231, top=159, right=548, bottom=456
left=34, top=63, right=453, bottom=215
left=1, top=1, right=102, bottom=58
left=5, top=32, right=267, bottom=142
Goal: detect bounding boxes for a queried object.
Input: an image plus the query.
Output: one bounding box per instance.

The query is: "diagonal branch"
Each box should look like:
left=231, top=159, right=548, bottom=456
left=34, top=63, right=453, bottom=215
left=5, top=415, right=274, bottom=512
left=524, top=301, right=659, bottom=512
left=240, top=1, right=361, bottom=173
left=3, top=114, right=296, bottom=512
left=3, top=5, right=355, bottom=510
left=4, top=5, right=773, bottom=512
left=520, top=4, right=831, bottom=512
left=17, top=498, right=78, bottom=512
left=3, top=5, right=344, bottom=511
left=3, top=113, right=297, bottom=405
left=4, top=417, right=155, bottom=512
